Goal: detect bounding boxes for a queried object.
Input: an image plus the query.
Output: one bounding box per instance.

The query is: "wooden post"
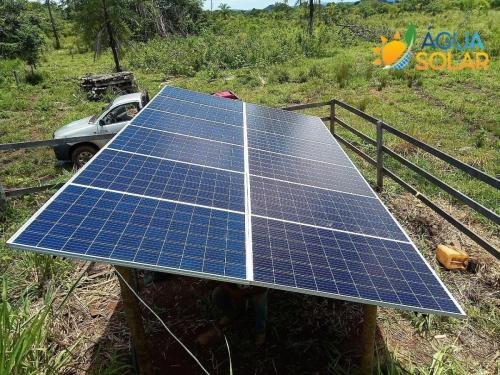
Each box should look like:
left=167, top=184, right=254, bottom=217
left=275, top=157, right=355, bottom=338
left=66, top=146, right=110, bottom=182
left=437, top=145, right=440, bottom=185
left=360, top=304, right=378, bottom=375
left=0, top=183, right=7, bottom=214
left=376, top=121, right=384, bottom=191
left=330, top=100, right=336, bottom=135
left=115, top=266, right=153, bottom=375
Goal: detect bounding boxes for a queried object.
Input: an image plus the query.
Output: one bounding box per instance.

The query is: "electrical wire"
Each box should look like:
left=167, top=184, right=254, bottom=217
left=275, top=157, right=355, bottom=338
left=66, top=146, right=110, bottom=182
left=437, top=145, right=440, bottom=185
left=115, top=269, right=210, bottom=375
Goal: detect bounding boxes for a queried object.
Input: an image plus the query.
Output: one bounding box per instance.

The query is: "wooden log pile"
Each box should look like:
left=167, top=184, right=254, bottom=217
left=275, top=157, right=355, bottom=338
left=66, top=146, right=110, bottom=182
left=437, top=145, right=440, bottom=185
left=80, top=71, right=137, bottom=100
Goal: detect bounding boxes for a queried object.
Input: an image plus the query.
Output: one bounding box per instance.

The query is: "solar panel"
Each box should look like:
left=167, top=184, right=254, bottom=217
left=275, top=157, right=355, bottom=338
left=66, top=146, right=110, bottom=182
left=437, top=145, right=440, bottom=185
left=249, top=148, right=375, bottom=196
left=248, top=129, right=350, bottom=166
left=8, top=86, right=464, bottom=317
left=134, top=109, right=244, bottom=145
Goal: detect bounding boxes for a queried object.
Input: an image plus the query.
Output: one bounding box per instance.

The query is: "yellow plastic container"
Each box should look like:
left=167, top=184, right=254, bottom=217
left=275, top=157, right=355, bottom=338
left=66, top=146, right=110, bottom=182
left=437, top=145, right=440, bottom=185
left=436, top=244, right=469, bottom=270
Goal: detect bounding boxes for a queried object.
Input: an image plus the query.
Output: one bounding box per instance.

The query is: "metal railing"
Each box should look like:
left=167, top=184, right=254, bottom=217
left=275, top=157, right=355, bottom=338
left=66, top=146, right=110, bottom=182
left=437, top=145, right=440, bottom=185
left=0, top=102, right=498, bottom=259
left=0, top=134, right=114, bottom=197
left=283, top=99, right=499, bottom=259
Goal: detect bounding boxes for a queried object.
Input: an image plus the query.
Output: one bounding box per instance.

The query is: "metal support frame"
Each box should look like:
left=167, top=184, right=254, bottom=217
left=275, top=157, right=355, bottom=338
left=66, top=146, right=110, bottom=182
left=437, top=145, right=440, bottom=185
left=375, top=121, right=384, bottom=192
left=115, top=266, right=153, bottom=375
left=360, top=304, right=378, bottom=375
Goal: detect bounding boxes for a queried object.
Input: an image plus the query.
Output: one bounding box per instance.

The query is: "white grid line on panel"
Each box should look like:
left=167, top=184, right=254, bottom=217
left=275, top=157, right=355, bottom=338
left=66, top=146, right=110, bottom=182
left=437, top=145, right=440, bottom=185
left=107, top=148, right=244, bottom=175
left=250, top=173, right=378, bottom=200
left=70, top=183, right=244, bottom=215
left=243, top=103, right=254, bottom=281
left=251, top=213, right=412, bottom=244
left=128, top=124, right=242, bottom=148
left=159, top=90, right=243, bottom=114
left=146, top=107, right=243, bottom=129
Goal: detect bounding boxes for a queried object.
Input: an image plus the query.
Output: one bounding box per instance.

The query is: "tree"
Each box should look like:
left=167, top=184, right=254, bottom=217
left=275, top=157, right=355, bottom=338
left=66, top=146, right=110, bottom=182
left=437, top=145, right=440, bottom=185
left=308, top=0, right=314, bottom=35
left=218, top=3, right=231, bottom=18
left=65, top=0, right=135, bottom=71
left=101, top=0, right=121, bottom=71
left=0, top=0, right=45, bottom=72
left=46, top=0, right=61, bottom=49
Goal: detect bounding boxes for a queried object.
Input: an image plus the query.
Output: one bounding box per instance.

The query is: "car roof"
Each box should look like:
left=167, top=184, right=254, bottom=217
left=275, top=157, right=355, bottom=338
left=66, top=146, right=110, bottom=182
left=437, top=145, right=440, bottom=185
left=112, top=92, right=143, bottom=106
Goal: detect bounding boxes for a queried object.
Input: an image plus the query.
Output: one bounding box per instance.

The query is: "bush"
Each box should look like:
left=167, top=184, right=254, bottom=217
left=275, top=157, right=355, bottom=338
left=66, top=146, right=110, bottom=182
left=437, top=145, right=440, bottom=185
left=269, top=67, right=290, bottom=83
left=25, top=70, right=44, bottom=85
left=294, top=70, right=308, bottom=83
left=333, top=60, right=351, bottom=88
left=129, top=29, right=303, bottom=75
left=237, top=70, right=261, bottom=87
left=308, top=64, right=324, bottom=78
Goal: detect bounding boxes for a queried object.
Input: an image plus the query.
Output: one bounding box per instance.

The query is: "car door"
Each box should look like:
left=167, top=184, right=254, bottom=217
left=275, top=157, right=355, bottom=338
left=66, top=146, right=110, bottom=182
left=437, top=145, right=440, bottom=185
left=96, top=102, right=140, bottom=146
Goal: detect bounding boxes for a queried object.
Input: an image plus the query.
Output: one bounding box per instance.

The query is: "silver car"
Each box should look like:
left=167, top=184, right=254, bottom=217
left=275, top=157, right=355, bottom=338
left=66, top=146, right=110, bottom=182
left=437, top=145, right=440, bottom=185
left=53, top=92, right=148, bottom=167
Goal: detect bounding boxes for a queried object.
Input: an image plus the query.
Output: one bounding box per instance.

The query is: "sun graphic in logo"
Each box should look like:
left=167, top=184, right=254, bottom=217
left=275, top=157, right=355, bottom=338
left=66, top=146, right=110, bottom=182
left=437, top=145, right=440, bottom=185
left=373, top=25, right=416, bottom=70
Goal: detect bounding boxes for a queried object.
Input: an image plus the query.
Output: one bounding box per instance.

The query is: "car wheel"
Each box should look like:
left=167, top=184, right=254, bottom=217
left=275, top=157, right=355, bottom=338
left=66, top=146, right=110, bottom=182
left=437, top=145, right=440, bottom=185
left=71, top=145, right=97, bottom=168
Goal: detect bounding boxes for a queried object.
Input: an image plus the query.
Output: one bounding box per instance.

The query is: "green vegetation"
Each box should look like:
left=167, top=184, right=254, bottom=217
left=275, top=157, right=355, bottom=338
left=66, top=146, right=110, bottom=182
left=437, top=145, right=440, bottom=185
left=0, top=0, right=499, bottom=373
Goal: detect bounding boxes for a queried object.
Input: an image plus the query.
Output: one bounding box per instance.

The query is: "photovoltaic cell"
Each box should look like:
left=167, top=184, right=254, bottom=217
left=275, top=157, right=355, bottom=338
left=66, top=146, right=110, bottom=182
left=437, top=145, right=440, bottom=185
left=250, top=175, right=406, bottom=241
left=251, top=216, right=461, bottom=315
left=248, top=129, right=351, bottom=166
left=149, top=96, right=243, bottom=126
left=109, top=126, right=244, bottom=172
left=249, top=148, right=375, bottom=197
left=247, top=115, right=332, bottom=144
left=247, top=103, right=322, bottom=127
left=74, top=149, right=245, bottom=212
left=15, top=185, right=247, bottom=280
left=8, top=86, right=464, bottom=317
left=159, top=86, right=243, bottom=112
left=132, top=109, right=243, bottom=145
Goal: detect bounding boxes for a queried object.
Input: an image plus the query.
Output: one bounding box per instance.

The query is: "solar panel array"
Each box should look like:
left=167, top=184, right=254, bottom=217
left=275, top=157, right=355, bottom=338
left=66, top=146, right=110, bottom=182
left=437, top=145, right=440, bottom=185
left=8, top=86, right=464, bottom=317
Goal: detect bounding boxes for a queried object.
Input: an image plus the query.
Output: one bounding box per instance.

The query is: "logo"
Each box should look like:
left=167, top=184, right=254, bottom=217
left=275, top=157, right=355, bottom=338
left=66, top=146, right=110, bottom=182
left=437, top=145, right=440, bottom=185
left=373, top=25, right=416, bottom=70
left=372, top=25, right=490, bottom=71
left=416, top=29, right=489, bottom=71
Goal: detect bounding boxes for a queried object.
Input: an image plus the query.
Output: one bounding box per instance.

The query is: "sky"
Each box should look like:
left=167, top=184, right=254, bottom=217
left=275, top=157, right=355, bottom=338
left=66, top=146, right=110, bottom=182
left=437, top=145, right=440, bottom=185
left=202, top=1, right=336, bottom=11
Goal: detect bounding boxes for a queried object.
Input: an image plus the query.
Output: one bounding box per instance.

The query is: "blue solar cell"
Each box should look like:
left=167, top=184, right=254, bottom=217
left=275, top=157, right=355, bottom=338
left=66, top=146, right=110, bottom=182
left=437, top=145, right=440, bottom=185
left=251, top=216, right=461, bottom=315
left=159, top=86, right=243, bottom=112
left=14, top=185, right=247, bottom=280
left=246, top=115, right=332, bottom=144
left=74, top=149, right=245, bottom=212
left=250, top=175, right=406, bottom=241
left=248, top=129, right=351, bottom=166
left=109, top=126, right=244, bottom=172
left=249, top=148, right=375, bottom=197
left=149, top=96, right=243, bottom=126
left=246, top=103, right=322, bottom=127
left=132, top=109, right=243, bottom=145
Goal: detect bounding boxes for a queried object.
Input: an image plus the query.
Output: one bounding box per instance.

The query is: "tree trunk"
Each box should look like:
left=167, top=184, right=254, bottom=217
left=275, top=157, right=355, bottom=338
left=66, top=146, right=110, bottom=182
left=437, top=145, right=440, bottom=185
left=308, top=0, right=314, bottom=35
left=101, top=0, right=122, bottom=72
left=46, top=0, right=61, bottom=49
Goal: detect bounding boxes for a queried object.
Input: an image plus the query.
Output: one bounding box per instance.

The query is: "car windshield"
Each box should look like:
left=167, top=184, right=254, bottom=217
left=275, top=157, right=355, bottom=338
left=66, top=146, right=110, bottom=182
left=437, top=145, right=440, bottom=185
left=89, top=102, right=113, bottom=123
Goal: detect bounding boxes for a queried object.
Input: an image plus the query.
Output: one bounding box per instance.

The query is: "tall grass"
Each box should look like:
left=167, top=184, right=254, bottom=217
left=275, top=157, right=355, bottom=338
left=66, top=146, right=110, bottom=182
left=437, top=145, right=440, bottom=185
left=0, top=272, right=83, bottom=375
left=0, top=279, right=68, bottom=374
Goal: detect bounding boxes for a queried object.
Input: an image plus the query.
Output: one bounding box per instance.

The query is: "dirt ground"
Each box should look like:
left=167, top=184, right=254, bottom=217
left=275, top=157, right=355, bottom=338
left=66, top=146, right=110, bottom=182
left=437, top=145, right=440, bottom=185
left=51, top=192, right=499, bottom=374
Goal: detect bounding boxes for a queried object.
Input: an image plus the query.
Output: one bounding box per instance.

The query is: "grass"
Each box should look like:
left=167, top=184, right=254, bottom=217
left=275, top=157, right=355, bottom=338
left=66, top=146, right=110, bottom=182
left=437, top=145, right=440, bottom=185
left=0, top=276, right=80, bottom=375
left=0, top=6, right=499, bottom=374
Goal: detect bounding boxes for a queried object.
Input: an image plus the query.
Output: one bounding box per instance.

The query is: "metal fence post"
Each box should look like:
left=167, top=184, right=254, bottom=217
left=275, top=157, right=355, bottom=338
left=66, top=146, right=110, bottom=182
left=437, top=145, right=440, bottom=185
left=376, top=121, right=384, bottom=191
left=330, top=100, right=335, bottom=134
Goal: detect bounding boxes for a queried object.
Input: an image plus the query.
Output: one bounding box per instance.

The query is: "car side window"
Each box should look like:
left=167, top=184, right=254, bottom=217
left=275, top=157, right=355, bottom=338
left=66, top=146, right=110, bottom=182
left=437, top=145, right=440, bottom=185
left=102, top=103, right=140, bottom=125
